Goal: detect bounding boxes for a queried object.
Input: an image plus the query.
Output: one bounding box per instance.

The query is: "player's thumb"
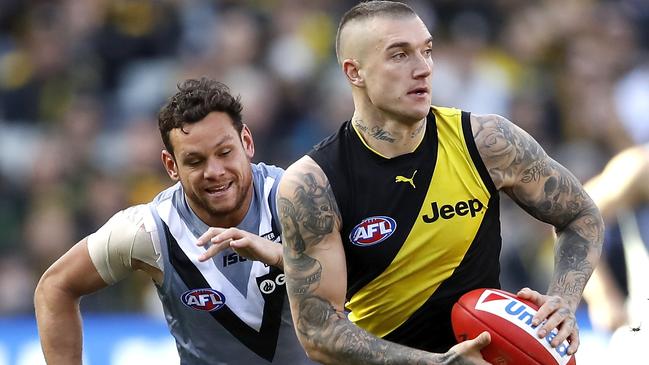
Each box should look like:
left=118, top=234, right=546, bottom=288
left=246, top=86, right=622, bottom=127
left=473, top=331, right=491, bottom=349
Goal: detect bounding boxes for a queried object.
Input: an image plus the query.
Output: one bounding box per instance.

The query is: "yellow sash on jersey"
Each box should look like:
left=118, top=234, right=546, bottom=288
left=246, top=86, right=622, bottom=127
left=346, top=106, right=493, bottom=337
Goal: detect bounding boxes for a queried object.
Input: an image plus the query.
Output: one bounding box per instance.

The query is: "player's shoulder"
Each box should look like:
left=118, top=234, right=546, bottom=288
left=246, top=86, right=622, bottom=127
left=252, top=162, right=284, bottom=179
left=119, top=204, right=152, bottom=222
left=99, top=204, right=157, bottom=242
left=285, top=155, right=325, bottom=176
left=280, top=156, right=328, bottom=189
left=468, top=112, right=508, bottom=128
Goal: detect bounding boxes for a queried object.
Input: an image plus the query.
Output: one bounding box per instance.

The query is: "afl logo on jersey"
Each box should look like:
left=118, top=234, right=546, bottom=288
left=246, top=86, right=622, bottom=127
left=181, top=288, right=226, bottom=312
left=349, top=216, right=396, bottom=246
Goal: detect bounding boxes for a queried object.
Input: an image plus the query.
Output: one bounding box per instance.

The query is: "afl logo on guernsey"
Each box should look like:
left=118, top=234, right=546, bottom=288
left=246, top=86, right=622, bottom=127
left=349, top=216, right=396, bottom=246
left=181, top=288, right=226, bottom=312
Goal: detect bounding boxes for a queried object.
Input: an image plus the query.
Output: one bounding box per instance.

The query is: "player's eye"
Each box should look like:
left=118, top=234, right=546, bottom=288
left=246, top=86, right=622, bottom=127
left=185, top=159, right=202, bottom=166
left=392, top=52, right=406, bottom=61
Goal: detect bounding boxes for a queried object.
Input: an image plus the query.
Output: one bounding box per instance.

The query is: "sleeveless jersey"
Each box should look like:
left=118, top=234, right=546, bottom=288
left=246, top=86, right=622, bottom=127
left=308, top=107, right=502, bottom=352
left=144, top=163, right=313, bottom=364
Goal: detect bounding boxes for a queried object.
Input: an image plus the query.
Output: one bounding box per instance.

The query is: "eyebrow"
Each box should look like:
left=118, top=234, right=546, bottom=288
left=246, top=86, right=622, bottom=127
left=386, top=36, right=434, bottom=51
left=181, top=134, right=235, bottom=158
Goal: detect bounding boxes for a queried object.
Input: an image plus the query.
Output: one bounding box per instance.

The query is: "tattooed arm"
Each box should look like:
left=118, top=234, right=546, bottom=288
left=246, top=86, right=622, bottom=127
left=277, top=156, right=491, bottom=365
left=472, top=114, right=604, bottom=355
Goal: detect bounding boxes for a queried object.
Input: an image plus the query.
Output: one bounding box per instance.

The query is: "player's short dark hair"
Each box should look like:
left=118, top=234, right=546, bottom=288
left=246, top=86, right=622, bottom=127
left=158, top=77, right=243, bottom=156
left=335, top=1, right=417, bottom=63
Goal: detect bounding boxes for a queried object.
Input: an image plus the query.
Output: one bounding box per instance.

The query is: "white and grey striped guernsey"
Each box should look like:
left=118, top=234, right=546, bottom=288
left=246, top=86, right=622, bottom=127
left=145, top=163, right=313, bottom=364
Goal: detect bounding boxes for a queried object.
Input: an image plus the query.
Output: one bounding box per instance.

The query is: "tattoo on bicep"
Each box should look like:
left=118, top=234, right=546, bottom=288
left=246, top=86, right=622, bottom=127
left=475, top=115, right=601, bottom=235
left=279, top=172, right=338, bottom=247
left=297, top=173, right=337, bottom=237
left=473, top=114, right=542, bottom=187
left=278, top=172, right=339, bottom=296
left=278, top=197, right=323, bottom=296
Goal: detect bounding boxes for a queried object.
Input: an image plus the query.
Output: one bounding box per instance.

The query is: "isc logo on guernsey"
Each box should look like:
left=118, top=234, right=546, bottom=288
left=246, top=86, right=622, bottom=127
left=181, top=288, right=226, bottom=312
left=349, top=216, right=396, bottom=246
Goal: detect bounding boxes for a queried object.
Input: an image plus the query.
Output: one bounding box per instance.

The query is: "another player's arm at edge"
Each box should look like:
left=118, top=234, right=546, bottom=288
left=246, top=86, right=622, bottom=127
left=584, top=145, right=649, bottom=221
left=471, top=113, right=604, bottom=353
left=33, top=238, right=108, bottom=364
left=34, top=215, right=159, bottom=365
left=277, top=156, right=490, bottom=365
left=582, top=145, right=649, bottom=330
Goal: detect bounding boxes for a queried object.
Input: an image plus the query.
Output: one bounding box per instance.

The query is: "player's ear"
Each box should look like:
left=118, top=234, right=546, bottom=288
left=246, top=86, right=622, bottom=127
left=342, top=58, right=364, bottom=87
left=162, top=150, right=179, bottom=181
left=241, top=124, right=255, bottom=160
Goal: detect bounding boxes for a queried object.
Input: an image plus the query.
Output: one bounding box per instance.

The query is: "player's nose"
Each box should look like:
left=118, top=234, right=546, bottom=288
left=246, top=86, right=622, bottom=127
left=413, top=54, right=432, bottom=78
left=203, top=158, right=226, bottom=179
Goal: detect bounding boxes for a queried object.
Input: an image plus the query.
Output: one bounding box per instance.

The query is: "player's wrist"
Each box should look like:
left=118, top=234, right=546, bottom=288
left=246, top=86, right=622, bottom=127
left=273, top=245, right=284, bottom=269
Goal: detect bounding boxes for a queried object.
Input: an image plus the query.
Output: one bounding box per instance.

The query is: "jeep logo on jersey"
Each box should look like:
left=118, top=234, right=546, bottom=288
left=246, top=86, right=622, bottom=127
left=349, top=216, right=396, bottom=246
left=422, top=199, right=484, bottom=223
left=181, top=288, right=225, bottom=312
left=475, top=290, right=572, bottom=364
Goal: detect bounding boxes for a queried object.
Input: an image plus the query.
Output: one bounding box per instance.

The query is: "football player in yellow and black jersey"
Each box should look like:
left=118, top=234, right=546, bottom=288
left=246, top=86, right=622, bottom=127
left=276, top=1, right=604, bottom=364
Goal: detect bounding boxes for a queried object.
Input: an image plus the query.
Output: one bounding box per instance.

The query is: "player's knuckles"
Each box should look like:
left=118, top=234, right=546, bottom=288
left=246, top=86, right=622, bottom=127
left=544, top=313, right=567, bottom=330
left=546, top=297, right=562, bottom=309
left=227, top=227, right=243, bottom=237
left=553, top=307, right=570, bottom=319
left=206, top=227, right=221, bottom=236
left=565, top=318, right=578, bottom=333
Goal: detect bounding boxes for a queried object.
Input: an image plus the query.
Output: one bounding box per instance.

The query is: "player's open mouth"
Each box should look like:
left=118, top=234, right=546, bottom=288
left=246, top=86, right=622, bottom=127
left=407, top=87, right=429, bottom=97
left=205, top=182, right=233, bottom=196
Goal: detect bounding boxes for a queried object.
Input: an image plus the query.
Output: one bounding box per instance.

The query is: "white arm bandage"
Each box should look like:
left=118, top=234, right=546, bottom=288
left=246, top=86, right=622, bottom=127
left=87, top=205, right=162, bottom=285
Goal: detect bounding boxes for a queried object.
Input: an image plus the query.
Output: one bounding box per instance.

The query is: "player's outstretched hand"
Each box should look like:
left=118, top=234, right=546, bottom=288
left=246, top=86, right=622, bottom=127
left=444, top=331, right=492, bottom=365
left=517, top=287, right=579, bottom=355
left=196, top=227, right=283, bottom=268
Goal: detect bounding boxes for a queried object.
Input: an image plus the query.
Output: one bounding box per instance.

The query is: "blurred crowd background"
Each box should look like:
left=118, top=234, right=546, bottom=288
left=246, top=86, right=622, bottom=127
left=0, top=0, right=648, bottom=345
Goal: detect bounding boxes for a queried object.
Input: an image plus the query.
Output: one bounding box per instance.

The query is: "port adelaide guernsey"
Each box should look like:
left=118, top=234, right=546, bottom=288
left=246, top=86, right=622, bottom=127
left=308, top=106, right=502, bottom=352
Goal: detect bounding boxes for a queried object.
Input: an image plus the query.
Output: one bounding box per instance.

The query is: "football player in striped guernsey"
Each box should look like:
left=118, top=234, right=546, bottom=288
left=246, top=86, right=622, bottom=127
left=34, top=78, right=314, bottom=365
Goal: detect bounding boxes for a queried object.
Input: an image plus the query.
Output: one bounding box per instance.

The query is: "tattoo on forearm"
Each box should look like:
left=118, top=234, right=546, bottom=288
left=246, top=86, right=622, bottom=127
left=548, top=227, right=592, bottom=299
left=294, top=294, right=472, bottom=365
left=353, top=119, right=398, bottom=143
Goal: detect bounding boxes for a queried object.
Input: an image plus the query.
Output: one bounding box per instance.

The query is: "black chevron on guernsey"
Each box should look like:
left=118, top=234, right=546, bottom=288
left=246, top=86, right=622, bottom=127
left=164, top=224, right=285, bottom=361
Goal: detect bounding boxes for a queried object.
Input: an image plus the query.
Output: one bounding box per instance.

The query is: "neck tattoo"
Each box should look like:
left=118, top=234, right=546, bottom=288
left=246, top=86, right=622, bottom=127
left=411, top=120, right=425, bottom=139
left=353, top=119, right=397, bottom=143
